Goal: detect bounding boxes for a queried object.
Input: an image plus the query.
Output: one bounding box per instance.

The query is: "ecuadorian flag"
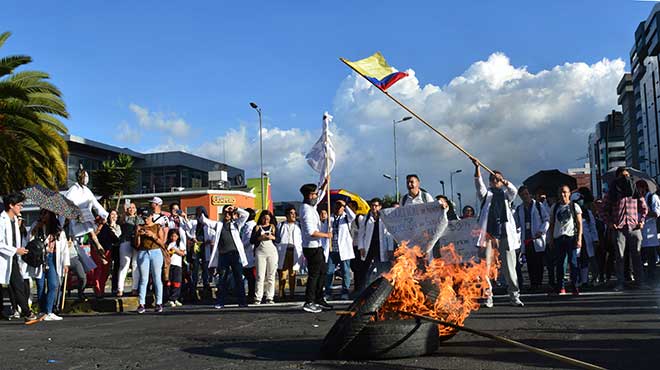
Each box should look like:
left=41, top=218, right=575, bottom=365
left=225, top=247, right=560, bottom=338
left=343, top=52, right=408, bottom=91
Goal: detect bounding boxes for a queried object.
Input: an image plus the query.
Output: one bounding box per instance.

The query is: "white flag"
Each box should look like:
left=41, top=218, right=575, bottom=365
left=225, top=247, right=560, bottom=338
left=306, top=112, right=336, bottom=182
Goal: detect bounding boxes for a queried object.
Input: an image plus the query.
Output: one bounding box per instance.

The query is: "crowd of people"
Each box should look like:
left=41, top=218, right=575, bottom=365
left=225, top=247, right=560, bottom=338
left=1, top=162, right=659, bottom=321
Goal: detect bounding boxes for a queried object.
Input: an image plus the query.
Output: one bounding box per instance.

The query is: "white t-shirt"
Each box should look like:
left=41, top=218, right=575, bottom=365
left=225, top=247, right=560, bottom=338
left=552, top=202, right=582, bottom=239
left=167, top=241, right=186, bottom=267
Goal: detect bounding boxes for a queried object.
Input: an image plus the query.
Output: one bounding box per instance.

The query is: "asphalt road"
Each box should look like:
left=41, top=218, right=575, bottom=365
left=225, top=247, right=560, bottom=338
left=1, top=289, right=659, bottom=370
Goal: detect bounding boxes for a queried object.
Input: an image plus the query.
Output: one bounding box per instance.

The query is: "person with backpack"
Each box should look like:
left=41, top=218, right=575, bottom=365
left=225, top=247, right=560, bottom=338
left=325, top=199, right=356, bottom=300
left=602, top=167, right=648, bottom=291
left=399, top=174, right=434, bottom=206
left=514, top=185, right=550, bottom=293
left=29, top=209, right=70, bottom=321
left=472, top=158, right=523, bottom=308
left=548, top=185, right=583, bottom=295
left=636, top=180, right=658, bottom=283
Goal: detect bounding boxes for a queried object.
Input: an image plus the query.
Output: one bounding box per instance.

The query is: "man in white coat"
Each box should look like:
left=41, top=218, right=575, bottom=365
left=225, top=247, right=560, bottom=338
left=515, top=185, right=550, bottom=292
left=325, top=200, right=356, bottom=300
left=357, top=198, right=394, bottom=292
left=472, top=158, right=523, bottom=308
left=0, top=192, right=36, bottom=321
left=199, top=206, right=249, bottom=309
left=400, top=174, right=435, bottom=206
left=276, top=205, right=302, bottom=300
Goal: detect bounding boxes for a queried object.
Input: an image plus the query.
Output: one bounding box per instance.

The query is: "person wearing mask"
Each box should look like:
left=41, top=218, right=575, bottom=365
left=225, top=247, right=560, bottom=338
left=240, top=208, right=257, bottom=303
left=472, top=158, right=523, bottom=308
left=29, top=209, right=70, bottom=321
left=276, top=205, right=302, bottom=301
left=118, top=201, right=143, bottom=297
left=299, top=182, right=332, bottom=313
left=325, top=200, right=356, bottom=300
left=251, top=210, right=279, bottom=304
left=92, top=210, right=120, bottom=298
left=202, top=206, right=249, bottom=309
left=548, top=185, right=583, bottom=295
left=357, top=198, right=394, bottom=292
left=135, top=213, right=165, bottom=314
left=400, top=174, right=434, bottom=206
left=0, top=193, right=37, bottom=322
left=462, top=205, right=476, bottom=219
left=636, top=180, right=659, bottom=283
left=602, top=167, right=648, bottom=290
left=514, top=185, right=550, bottom=293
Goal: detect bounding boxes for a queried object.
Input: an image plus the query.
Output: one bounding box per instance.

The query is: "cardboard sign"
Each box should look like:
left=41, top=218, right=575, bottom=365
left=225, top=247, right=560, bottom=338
left=434, top=218, right=481, bottom=261
left=381, top=202, right=448, bottom=253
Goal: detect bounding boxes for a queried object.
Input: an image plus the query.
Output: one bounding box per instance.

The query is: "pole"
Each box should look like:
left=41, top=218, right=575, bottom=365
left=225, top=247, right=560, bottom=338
left=440, top=181, right=445, bottom=195
left=450, top=171, right=455, bottom=203
left=339, top=58, right=495, bottom=175
left=325, top=121, right=332, bottom=253
left=396, top=311, right=606, bottom=370
left=458, top=193, right=462, bottom=212
left=258, top=109, right=265, bottom=210
left=393, top=119, right=399, bottom=203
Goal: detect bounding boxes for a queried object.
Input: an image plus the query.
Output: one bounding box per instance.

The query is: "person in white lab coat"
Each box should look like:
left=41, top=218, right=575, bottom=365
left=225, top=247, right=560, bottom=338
left=357, top=198, right=394, bottom=293
left=637, top=180, right=659, bottom=281
left=276, top=205, right=302, bottom=300
left=325, top=200, right=356, bottom=300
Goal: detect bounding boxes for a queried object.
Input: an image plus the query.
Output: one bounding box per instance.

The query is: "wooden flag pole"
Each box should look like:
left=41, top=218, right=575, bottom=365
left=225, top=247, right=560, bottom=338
left=325, top=120, right=333, bottom=253
left=339, top=58, right=495, bottom=176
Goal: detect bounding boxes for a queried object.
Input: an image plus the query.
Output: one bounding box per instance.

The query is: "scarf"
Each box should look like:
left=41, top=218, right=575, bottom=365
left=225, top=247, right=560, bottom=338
left=487, top=187, right=508, bottom=238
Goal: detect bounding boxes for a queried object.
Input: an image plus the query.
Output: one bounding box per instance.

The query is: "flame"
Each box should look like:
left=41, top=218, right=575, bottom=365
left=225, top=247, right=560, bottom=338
left=379, top=242, right=500, bottom=336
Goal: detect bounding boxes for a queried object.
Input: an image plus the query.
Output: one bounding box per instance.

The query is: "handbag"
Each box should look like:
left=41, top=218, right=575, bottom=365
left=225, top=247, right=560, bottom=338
left=22, top=236, right=46, bottom=268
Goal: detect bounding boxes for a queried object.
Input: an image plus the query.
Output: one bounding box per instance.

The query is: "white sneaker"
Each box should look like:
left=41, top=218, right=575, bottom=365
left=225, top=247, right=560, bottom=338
left=167, top=301, right=176, bottom=307
left=44, top=313, right=63, bottom=321
left=484, top=297, right=494, bottom=308
left=175, top=300, right=183, bottom=307
left=511, top=297, right=524, bottom=307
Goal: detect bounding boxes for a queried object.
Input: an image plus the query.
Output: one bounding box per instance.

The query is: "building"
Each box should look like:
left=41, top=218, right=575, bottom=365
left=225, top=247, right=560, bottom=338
left=618, top=73, right=640, bottom=169
left=567, top=163, right=591, bottom=190
left=588, top=111, right=626, bottom=197
left=640, top=56, right=660, bottom=181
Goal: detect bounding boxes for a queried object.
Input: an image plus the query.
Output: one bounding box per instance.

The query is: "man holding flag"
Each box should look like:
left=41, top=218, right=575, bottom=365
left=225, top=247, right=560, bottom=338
left=301, top=112, right=335, bottom=313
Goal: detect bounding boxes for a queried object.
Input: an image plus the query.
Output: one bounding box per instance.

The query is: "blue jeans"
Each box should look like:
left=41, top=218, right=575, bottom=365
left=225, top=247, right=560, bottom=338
left=216, top=251, right=246, bottom=306
left=554, top=236, right=579, bottom=290
left=36, top=252, right=58, bottom=314
left=138, top=249, right=164, bottom=305
left=325, top=251, right=351, bottom=294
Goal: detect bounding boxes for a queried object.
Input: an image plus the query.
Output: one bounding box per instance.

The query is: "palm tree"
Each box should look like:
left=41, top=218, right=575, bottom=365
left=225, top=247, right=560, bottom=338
left=0, top=31, right=69, bottom=194
left=93, top=154, right=138, bottom=208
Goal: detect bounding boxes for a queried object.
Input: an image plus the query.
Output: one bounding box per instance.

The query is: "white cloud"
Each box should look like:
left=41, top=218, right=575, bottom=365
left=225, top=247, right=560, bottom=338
left=115, top=121, right=141, bottom=143
left=128, top=103, right=191, bottom=137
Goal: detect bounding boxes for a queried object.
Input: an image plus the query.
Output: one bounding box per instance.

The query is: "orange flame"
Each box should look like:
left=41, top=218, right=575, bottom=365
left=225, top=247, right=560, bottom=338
left=379, top=242, right=500, bottom=336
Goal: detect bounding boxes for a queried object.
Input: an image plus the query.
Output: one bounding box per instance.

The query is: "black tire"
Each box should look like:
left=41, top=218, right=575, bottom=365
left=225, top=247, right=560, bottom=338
left=320, top=277, right=393, bottom=358
left=418, top=279, right=459, bottom=343
left=342, top=319, right=439, bottom=359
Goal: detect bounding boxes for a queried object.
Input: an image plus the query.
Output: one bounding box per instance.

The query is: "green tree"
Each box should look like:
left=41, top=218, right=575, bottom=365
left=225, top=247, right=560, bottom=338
left=0, top=31, right=69, bottom=194
left=92, top=154, right=138, bottom=208
left=382, top=194, right=398, bottom=208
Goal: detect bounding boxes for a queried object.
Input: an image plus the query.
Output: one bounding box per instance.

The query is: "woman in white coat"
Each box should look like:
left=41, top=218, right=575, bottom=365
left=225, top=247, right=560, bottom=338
left=276, top=205, right=303, bottom=300
left=29, top=210, right=70, bottom=321
left=325, top=200, right=356, bottom=300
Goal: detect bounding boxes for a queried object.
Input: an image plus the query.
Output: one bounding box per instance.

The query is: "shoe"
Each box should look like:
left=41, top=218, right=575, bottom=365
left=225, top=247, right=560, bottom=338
left=175, top=300, right=183, bottom=307
left=11, top=311, right=21, bottom=320
left=265, top=299, right=275, bottom=304
left=253, top=300, right=261, bottom=305
left=572, top=287, right=580, bottom=296
left=136, top=305, right=146, bottom=314
left=559, top=288, right=566, bottom=295
left=214, top=304, right=224, bottom=309
left=484, top=297, right=494, bottom=308
left=116, top=291, right=123, bottom=297
left=24, top=313, right=38, bottom=322
left=44, top=313, right=63, bottom=321
left=154, top=304, right=163, bottom=313
left=324, top=294, right=333, bottom=302
left=340, top=293, right=350, bottom=300
left=511, top=297, right=524, bottom=307
left=167, top=301, right=176, bottom=307
left=614, top=284, right=624, bottom=292
left=316, top=300, right=333, bottom=310
left=303, top=302, right=322, bottom=313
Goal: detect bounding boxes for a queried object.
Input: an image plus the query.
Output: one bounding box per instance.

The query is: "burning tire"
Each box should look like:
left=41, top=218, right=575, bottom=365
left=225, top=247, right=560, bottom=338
left=342, top=319, right=439, bottom=360
left=418, top=279, right=460, bottom=342
left=320, top=277, right=393, bottom=358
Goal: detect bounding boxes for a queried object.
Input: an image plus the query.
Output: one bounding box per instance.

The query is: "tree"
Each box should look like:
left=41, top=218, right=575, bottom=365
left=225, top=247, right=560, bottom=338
left=382, top=194, right=398, bottom=208
left=0, top=31, right=69, bottom=194
left=92, top=154, right=138, bottom=208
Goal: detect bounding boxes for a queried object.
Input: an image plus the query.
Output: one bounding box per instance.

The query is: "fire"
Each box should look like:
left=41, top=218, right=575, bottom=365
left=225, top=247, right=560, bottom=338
left=378, top=242, right=500, bottom=336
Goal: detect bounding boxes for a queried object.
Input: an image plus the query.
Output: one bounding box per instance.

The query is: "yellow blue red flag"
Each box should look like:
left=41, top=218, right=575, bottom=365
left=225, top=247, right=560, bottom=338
left=343, top=52, right=408, bottom=91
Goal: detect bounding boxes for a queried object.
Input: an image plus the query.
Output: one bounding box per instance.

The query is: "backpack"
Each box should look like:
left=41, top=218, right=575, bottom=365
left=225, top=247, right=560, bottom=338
left=22, top=235, right=46, bottom=268
left=400, top=190, right=432, bottom=206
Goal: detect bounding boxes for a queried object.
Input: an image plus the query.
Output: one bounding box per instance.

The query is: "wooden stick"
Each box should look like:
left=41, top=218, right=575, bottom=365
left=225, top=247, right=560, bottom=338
left=339, top=57, right=494, bottom=175
left=396, top=311, right=606, bottom=370
left=325, top=121, right=333, bottom=253
left=60, top=271, right=68, bottom=311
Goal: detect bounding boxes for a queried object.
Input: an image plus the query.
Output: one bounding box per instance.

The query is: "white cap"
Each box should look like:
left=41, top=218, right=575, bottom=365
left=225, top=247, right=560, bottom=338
left=150, top=196, right=163, bottom=205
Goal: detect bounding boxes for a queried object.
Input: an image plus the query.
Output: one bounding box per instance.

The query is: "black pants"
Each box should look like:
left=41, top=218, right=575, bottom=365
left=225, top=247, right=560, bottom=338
left=525, top=243, right=545, bottom=287
left=8, top=256, right=31, bottom=316
left=168, top=265, right=182, bottom=302
left=243, top=266, right=256, bottom=302
left=69, top=256, right=87, bottom=297
left=303, top=247, right=326, bottom=304
left=111, top=243, right=120, bottom=293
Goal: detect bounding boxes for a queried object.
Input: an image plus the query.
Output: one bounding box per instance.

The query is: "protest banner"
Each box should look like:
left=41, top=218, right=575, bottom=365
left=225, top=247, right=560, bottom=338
left=380, top=202, right=448, bottom=253
left=433, top=218, right=481, bottom=261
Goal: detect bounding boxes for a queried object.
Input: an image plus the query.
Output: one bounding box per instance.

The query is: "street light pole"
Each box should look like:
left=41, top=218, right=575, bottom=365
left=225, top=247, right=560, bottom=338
left=393, top=116, right=413, bottom=203
left=439, top=180, right=445, bottom=195
left=450, top=169, right=462, bottom=203
left=250, top=102, right=265, bottom=210
left=457, top=192, right=462, bottom=212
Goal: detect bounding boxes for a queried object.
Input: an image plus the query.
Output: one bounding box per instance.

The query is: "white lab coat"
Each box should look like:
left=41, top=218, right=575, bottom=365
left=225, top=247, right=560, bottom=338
left=241, top=220, right=257, bottom=268
left=329, top=207, right=356, bottom=261
left=475, top=177, right=520, bottom=250
left=64, top=183, right=108, bottom=237
left=358, top=213, right=394, bottom=262
left=202, top=209, right=249, bottom=268
left=581, top=210, right=599, bottom=258
left=167, top=215, right=187, bottom=247
left=27, top=226, right=71, bottom=280
left=276, top=221, right=303, bottom=270
left=0, top=211, right=20, bottom=284
left=182, top=218, right=216, bottom=262
left=514, top=200, right=550, bottom=252
left=642, top=192, right=660, bottom=248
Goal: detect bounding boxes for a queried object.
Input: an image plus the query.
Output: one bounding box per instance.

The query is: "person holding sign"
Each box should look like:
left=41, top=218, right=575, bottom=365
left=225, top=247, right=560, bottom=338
left=400, top=174, right=434, bottom=206
left=472, top=158, right=523, bottom=308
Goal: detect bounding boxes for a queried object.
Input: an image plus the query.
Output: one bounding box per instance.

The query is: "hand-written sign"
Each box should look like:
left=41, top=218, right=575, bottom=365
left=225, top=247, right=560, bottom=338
left=434, top=218, right=481, bottom=261
left=381, top=202, right=448, bottom=253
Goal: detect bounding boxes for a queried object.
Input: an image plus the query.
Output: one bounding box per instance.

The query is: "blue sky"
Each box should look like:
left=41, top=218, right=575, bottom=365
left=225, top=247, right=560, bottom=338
left=1, top=1, right=656, bottom=201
